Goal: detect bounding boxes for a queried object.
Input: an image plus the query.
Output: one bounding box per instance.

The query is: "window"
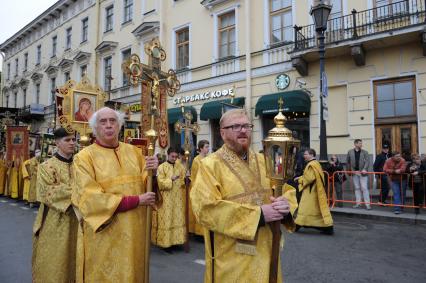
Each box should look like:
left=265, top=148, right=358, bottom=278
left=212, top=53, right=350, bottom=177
left=36, top=84, right=40, bottom=104
left=15, top=58, right=19, bottom=77
left=270, top=0, right=292, bottom=44
left=375, top=0, right=409, bottom=19
left=52, top=36, right=57, bottom=57
left=36, top=45, right=41, bottom=65
left=6, top=95, right=9, bottom=107
left=176, top=27, right=189, bottom=70
left=24, top=53, right=28, bottom=71
left=328, top=0, right=342, bottom=31
left=105, top=5, right=114, bottom=32
left=123, top=0, right=133, bottom=23
left=80, top=65, right=87, bottom=78
left=66, top=27, right=72, bottom=50
left=374, top=77, right=416, bottom=120
left=82, top=18, right=89, bottom=42
left=14, top=92, right=18, bottom=107
left=104, top=56, right=112, bottom=90
left=23, top=89, right=27, bottom=107
left=7, top=63, right=10, bottom=80
left=122, top=49, right=131, bottom=86
left=64, top=72, right=70, bottom=82
left=218, top=11, right=236, bottom=59
left=50, top=77, right=56, bottom=105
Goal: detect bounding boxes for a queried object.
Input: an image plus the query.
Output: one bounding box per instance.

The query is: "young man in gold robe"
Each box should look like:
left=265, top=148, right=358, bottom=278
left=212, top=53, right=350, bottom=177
left=152, top=147, right=186, bottom=250
left=191, top=109, right=296, bottom=283
left=0, top=152, right=7, bottom=195
left=294, top=148, right=334, bottom=234
left=32, top=128, right=79, bottom=283
left=8, top=158, right=20, bottom=199
left=22, top=149, right=41, bottom=206
left=72, top=107, right=158, bottom=283
left=188, top=140, right=209, bottom=236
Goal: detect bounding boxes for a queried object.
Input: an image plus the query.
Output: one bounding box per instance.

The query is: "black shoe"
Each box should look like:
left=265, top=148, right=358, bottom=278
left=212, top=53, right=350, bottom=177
left=320, top=226, right=334, bottom=235
left=162, top=247, right=174, bottom=254
left=295, top=225, right=301, bottom=232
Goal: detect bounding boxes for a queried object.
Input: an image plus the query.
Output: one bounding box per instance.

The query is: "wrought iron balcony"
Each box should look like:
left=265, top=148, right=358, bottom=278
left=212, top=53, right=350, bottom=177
left=293, top=0, right=426, bottom=52
left=17, top=104, right=45, bottom=121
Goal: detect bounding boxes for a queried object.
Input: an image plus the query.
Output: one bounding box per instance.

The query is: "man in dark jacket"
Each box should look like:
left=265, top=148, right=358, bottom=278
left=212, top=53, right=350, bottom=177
left=373, top=144, right=391, bottom=204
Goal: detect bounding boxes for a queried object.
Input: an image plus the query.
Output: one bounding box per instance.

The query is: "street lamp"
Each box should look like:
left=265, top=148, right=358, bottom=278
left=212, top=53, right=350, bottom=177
left=310, top=0, right=332, bottom=162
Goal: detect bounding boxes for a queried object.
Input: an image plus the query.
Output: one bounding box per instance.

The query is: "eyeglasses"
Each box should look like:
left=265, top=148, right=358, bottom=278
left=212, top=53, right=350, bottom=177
left=221, top=123, right=254, bottom=132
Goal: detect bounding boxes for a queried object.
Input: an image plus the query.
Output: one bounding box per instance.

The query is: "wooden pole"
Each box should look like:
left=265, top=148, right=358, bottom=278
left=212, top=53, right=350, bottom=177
left=144, top=115, right=157, bottom=283
left=269, top=184, right=282, bottom=283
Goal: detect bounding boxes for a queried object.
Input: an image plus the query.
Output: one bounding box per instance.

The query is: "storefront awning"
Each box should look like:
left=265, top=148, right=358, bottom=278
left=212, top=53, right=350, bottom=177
left=255, top=90, right=311, bottom=116
left=200, top=97, right=245, bottom=121
left=168, top=106, right=197, bottom=124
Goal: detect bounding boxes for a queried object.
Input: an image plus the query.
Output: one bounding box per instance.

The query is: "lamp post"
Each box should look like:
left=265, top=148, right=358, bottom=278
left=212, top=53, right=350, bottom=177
left=310, top=0, right=332, bottom=162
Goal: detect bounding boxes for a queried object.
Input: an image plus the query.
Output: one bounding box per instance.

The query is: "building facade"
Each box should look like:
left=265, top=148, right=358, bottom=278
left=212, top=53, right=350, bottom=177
left=1, top=0, right=425, bottom=157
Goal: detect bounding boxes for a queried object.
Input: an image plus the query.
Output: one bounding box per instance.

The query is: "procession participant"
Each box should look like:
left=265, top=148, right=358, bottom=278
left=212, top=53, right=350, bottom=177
left=0, top=152, right=7, bottom=195
left=22, top=149, right=41, bottom=206
left=152, top=147, right=186, bottom=251
left=72, top=107, right=158, bottom=282
left=294, top=148, right=334, bottom=234
left=32, top=128, right=79, bottom=283
left=191, top=109, right=295, bottom=282
left=8, top=157, right=20, bottom=199
left=188, top=140, right=209, bottom=236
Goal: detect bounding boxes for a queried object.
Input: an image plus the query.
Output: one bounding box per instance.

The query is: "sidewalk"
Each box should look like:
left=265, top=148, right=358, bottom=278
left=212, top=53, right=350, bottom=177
left=331, top=206, right=426, bottom=224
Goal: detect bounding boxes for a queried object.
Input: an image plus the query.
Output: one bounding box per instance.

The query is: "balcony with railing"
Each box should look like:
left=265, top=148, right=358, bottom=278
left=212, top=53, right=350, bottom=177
left=291, top=0, right=426, bottom=75
left=17, top=103, right=45, bottom=121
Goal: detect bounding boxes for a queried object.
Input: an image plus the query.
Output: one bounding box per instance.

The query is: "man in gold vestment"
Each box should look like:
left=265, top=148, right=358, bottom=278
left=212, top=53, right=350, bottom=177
left=188, top=140, right=209, bottom=236
left=0, top=152, right=7, bottom=195
left=294, top=148, right=333, bottom=234
left=152, top=147, right=186, bottom=249
left=32, top=128, right=79, bottom=283
left=23, top=150, right=41, bottom=205
left=72, top=107, right=157, bottom=283
left=191, top=109, right=295, bottom=283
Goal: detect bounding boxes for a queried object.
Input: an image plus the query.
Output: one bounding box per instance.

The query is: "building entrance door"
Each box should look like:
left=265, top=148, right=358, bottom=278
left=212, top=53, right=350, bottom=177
left=375, top=124, right=418, bottom=155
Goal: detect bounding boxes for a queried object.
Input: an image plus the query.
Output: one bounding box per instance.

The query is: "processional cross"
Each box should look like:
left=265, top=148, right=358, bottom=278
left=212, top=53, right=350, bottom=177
left=174, top=103, right=200, bottom=252
left=121, top=38, right=180, bottom=283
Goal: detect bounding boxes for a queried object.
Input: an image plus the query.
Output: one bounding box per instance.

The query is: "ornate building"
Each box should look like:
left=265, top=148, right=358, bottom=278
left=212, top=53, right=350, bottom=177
left=1, top=0, right=425, bottom=156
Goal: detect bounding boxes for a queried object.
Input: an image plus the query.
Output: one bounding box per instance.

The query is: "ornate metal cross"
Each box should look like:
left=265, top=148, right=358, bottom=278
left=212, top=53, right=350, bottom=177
left=122, top=38, right=181, bottom=149
left=174, top=102, right=200, bottom=158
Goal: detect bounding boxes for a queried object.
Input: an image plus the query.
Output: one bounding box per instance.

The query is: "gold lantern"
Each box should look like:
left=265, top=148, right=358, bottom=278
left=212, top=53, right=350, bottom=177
left=262, top=98, right=300, bottom=196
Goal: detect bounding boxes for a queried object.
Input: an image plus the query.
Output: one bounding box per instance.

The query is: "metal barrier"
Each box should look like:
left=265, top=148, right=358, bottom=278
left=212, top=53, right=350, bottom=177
left=325, top=171, right=425, bottom=211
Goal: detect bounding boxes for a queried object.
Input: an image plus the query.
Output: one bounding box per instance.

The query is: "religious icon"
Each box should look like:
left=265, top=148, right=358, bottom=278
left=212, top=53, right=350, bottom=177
left=11, top=132, right=23, bottom=145
left=74, top=92, right=96, bottom=122
left=124, top=129, right=135, bottom=143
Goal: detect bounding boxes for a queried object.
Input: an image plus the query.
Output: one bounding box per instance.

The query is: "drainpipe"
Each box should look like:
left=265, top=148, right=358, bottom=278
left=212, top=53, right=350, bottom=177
left=94, top=0, right=101, bottom=85
left=159, top=0, right=165, bottom=43
left=0, top=52, right=4, bottom=107
left=245, top=0, right=252, bottom=122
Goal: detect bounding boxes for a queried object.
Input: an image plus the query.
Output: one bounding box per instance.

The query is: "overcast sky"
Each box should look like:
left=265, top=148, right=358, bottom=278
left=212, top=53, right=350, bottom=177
left=0, top=0, right=57, bottom=68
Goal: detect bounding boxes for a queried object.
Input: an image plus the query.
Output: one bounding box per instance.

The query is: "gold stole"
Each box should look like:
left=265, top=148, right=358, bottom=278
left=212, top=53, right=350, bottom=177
left=216, top=145, right=271, bottom=255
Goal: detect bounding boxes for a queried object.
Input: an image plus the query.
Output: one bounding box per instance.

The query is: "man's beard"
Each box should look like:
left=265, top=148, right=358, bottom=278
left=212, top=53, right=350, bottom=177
left=226, top=135, right=250, bottom=155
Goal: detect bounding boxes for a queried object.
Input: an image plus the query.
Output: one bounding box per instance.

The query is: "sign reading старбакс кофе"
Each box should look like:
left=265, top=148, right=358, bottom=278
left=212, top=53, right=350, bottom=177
left=172, top=88, right=234, bottom=105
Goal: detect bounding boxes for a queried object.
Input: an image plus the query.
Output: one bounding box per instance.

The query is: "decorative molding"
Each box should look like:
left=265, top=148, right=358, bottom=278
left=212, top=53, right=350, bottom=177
left=58, top=58, right=74, bottom=70
left=73, top=51, right=91, bottom=63
left=31, top=72, right=43, bottom=82
left=180, top=60, right=293, bottom=93
left=132, top=21, right=160, bottom=38
left=95, top=41, right=118, bottom=54
left=44, top=65, right=59, bottom=77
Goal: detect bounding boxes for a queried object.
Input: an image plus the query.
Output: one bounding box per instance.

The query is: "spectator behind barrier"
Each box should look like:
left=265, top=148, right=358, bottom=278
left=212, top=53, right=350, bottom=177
left=325, top=155, right=345, bottom=207
left=373, top=144, right=392, bottom=205
left=383, top=152, right=407, bottom=214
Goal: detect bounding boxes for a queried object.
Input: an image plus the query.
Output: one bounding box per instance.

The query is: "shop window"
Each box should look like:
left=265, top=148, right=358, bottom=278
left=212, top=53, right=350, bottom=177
left=211, top=119, right=223, bottom=151
left=262, top=115, right=310, bottom=149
